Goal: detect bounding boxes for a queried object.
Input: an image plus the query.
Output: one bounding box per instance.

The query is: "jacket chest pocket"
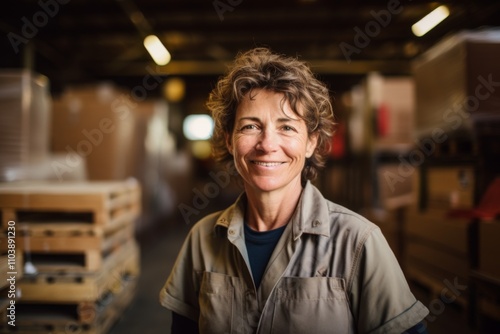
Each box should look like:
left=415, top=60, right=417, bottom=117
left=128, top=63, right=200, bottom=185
left=269, top=277, right=353, bottom=334
left=199, top=272, right=235, bottom=334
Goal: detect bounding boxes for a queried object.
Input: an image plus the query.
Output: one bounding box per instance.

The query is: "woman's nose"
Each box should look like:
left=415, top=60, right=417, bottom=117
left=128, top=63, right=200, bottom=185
left=256, top=129, right=278, bottom=152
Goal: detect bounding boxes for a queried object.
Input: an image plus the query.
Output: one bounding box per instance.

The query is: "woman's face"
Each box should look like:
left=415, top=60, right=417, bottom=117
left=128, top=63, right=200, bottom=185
left=227, top=89, right=317, bottom=194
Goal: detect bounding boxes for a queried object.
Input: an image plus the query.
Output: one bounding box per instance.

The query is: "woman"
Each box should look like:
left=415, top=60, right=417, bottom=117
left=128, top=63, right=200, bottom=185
left=160, top=48, right=429, bottom=333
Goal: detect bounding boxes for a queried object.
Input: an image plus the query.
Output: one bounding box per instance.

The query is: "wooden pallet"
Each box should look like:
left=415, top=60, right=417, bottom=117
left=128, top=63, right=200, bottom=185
left=37, top=238, right=132, bottom=274
left=0, top=254, right=23, bottom=290
left=18, top=240, right=139, bottom=303
left=0, top=221, right=134, bottom=273
left=0, top=277, right=138, bottom=334
left=0, top=180, right=141, bottom=231
left=1, top=222, right=134, bottom=253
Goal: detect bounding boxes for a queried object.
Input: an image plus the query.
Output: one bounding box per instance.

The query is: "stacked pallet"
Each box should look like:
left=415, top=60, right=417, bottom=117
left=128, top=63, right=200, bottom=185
left=404, top=165, right=475, bottom=307
left=0, top=179, right=141, bottom=334
left=0, top=232, right=23, bottom=328
left=405, top=209, right=471, bottom=306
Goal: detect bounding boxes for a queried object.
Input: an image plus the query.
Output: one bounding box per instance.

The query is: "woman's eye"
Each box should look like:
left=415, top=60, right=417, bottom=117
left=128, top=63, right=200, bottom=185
left=241, top=124, right=258, bottom=131
left=282, top=125, right=295, bottom=132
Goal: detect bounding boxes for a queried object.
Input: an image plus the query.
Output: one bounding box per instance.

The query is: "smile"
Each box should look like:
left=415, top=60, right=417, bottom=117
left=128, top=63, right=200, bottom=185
left=251, top=161, right=284, bottom=167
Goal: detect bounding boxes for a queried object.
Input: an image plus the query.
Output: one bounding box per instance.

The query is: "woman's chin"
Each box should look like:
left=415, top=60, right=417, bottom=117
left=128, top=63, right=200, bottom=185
left=245, top=176, right=296, bottom=193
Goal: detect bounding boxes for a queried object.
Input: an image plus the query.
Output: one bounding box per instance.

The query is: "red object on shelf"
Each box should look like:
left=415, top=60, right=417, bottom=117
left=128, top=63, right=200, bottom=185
left=448, top=177, right=500, bottom=220
left=331, top=122, right=346, bottom=159
left=377, top=103, right=390, bottom=138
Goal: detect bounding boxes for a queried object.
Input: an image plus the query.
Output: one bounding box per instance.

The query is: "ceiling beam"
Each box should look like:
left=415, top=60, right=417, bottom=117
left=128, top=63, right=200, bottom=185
left=93, top=59, right=411, bottom=76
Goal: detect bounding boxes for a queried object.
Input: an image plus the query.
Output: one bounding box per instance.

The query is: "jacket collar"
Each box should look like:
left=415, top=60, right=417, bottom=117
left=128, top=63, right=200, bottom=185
left=291, top=181, right=331, bottom=239
left=214, top=181, right=330, bottom=239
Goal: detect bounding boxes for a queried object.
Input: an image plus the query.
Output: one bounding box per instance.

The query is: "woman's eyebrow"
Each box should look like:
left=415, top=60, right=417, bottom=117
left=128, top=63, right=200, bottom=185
left=276, top=117, right=300, bottom=123
left=237, top=116, right=261, bottom=123
left=236, top=116, right=300, bottom=123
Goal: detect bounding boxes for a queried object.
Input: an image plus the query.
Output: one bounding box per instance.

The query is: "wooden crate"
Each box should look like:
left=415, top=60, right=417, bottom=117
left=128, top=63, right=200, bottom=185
left=0, top=223, right=134, bottom=273
left=1, top=222, right=133, bottom=253
left=0, top=276, right=137, bottom=334
left=0, top=180, right=141, bottom=333
left=17, top=240, right=139, bottom=303
left=0, top=180, right=141, bottom=231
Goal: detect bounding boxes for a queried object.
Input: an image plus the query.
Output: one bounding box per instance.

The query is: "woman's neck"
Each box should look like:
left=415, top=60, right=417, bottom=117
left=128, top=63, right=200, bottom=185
left=244, top=179, right=304, bottom=232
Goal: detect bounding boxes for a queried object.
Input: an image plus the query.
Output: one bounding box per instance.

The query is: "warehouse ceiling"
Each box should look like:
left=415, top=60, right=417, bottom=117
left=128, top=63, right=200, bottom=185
left=1, top=0, right=500, bottom=94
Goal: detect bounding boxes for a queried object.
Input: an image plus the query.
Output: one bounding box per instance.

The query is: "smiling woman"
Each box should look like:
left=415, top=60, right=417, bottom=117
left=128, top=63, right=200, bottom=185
left=227, top=89, right=318, bottom=213
left=209, top=48, right=335, bottom=182
left=159, top=47, right=430, bottom=334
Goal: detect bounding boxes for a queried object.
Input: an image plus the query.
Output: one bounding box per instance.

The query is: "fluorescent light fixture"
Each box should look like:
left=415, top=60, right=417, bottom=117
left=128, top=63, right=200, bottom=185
left=183, top=114, right=214, bottom=140
left=412, top=5, right=450, bottom=37
left=143, top=35, right=171, bottom=65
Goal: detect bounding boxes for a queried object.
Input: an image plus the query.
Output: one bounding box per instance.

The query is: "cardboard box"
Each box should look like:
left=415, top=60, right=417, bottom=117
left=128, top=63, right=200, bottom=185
left=413, top=30, right=500, bottom=137
left=51, top=84, right=140, bottom=180
left=425, top=165, right=475, bottom=210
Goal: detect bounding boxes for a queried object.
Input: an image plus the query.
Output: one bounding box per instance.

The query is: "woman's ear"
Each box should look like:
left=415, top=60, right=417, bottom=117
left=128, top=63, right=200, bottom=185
left=305, top=132, right=318, bottom=158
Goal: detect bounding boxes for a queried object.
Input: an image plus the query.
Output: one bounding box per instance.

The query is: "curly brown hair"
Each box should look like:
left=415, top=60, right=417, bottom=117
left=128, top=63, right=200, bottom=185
left=207, top=47, right=335, bottom=181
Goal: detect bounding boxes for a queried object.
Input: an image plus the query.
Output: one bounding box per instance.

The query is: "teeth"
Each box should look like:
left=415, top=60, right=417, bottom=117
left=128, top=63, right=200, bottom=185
left=253, top=161, right=282, bottom=167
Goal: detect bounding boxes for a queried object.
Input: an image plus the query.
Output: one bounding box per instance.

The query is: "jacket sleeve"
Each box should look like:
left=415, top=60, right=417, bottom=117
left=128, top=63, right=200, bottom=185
left=159, top=227, right=202, bottom=322
left=349, top=228, right=429, bottom=334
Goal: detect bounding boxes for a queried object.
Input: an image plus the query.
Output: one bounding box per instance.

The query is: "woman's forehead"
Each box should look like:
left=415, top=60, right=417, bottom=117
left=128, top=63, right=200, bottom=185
left=237, top=89, right=304, bottom=119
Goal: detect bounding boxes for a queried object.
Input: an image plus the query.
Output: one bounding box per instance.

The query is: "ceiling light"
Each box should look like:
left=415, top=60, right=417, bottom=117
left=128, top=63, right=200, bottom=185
left=183, top=114, right=214, bottom=140
left=143, top=35, right=171, bottom=65
left=164, top=77, right=186, bottom=102
left=412, top=5, right=450, bottom=37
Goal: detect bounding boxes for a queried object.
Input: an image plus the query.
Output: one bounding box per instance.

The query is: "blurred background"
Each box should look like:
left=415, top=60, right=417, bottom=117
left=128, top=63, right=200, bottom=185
left=1, top=0, right=500, bottom=333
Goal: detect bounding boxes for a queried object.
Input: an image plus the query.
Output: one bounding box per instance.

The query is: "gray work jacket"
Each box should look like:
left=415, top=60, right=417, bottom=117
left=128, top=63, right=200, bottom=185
left=160, top=181, right=429, bottom=333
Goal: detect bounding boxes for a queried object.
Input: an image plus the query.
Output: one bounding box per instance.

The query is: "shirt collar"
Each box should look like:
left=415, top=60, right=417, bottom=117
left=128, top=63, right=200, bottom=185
left=214, top=193, right=246, bottom=239
left=214, top=181, right=330, bottom=239
left=291, top=181, right=331, bottom=240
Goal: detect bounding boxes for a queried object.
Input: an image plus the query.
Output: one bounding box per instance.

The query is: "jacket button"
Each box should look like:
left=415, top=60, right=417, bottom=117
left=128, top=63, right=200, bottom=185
left=313, top=220, right=321, bottom=227
left=228, top=229, right=235, bottom=235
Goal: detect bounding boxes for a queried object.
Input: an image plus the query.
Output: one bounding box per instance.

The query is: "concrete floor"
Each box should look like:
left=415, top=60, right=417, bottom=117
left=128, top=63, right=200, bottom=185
left=108, top=215, right=495, bottom=334
left=109, top=218, right=191, bottom=334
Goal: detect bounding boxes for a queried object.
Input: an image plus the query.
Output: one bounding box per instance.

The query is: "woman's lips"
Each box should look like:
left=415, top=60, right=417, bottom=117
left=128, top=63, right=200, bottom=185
left=251, top=161, right=284, bottom=167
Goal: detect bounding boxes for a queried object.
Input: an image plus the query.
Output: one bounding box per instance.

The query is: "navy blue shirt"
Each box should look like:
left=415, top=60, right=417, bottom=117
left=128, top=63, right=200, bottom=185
left=244, top=223, right=287, bottom=289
